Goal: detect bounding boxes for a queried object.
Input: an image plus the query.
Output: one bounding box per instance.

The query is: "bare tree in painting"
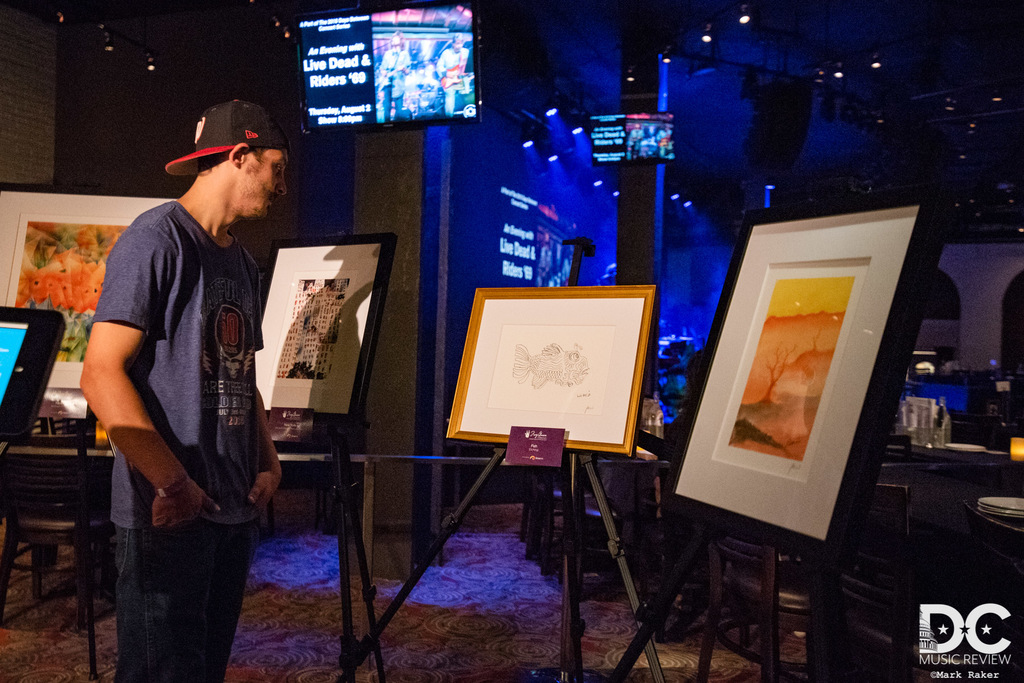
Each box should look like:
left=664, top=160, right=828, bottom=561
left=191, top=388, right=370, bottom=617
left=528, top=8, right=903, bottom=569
left=758, top=343, right=796, bottom=405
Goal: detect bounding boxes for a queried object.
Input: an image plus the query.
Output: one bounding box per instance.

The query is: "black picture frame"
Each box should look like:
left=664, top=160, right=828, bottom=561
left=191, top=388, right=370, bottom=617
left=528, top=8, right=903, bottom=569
left=664, top=186, right=948, bottom=563
left=256, top=232, right=396, bottom=418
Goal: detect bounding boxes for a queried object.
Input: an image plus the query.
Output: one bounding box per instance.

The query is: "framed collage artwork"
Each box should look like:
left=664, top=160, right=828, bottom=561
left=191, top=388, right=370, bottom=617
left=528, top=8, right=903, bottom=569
left=255, top=233, right=396, bottom=416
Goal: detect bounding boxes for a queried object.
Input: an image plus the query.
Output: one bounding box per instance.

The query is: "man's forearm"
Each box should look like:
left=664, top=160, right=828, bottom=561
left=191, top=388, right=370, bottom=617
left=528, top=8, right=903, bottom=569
left=82, top=360, right=187, bottom=490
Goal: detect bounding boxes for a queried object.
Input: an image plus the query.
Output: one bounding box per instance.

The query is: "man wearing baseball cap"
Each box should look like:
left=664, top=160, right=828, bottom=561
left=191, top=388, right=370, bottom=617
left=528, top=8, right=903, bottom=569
left=82, top=100, right=287, bottom=681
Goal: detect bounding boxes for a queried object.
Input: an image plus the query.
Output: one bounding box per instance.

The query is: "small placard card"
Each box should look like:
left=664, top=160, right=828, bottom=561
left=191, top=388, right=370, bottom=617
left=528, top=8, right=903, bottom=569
left=39, top=388, right=88, bottom=419
left=507, top=426, right=565, bottom=467
left=268, top=407, right=314, bottom=443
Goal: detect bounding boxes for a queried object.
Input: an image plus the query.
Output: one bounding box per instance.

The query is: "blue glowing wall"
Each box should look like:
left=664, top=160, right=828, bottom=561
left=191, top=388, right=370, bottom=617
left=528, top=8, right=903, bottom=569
left=445, top=111, right=619, bottom=404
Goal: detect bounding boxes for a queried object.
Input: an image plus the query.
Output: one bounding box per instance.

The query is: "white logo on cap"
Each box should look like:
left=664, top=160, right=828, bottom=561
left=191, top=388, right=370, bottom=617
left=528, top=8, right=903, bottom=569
left=195, top=117, right=206, bottom=144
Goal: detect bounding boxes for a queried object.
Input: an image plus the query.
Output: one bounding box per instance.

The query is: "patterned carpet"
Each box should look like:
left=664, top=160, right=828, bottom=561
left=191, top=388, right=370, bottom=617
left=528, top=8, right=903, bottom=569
left=0, top=489, right=770, bottom=682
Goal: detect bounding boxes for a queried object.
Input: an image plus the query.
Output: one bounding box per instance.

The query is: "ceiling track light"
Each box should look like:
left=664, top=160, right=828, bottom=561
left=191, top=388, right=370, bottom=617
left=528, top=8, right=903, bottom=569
left=702, top=23, right=713, bottom=43
left=832, top=62, right=843, bottom=79
left=870, top=53, right=881, bottom=69
left=144, top=50, right=156, bottom=71
left=739, top=5, right=751, bottom=24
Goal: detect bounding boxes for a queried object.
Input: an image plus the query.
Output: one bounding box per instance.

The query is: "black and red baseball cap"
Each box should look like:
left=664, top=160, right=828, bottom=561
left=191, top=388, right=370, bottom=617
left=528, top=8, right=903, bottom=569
left=165, top=100, right=289, bottom=175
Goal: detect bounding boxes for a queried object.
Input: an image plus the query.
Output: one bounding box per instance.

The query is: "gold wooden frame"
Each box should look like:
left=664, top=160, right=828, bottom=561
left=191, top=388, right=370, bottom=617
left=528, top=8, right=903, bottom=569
left=447, top=285, right=656, bottom=455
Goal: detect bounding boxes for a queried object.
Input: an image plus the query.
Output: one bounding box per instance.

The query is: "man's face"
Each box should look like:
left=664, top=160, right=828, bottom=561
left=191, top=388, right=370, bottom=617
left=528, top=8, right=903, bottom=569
left=454, top=35, right=464, bottom=49
left=239, top=148, right=287, bottom=219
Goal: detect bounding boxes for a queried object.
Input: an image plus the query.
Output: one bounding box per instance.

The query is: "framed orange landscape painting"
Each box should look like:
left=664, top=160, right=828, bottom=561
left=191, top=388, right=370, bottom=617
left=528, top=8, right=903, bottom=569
left=668, top=187, right=947, bottom=554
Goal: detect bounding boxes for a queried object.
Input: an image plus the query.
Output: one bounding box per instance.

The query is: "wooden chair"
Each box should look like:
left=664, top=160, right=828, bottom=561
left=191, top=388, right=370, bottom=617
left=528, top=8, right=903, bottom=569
left=840, top=484, right=914, bottom=682
left=0, top=421, right=114, bottom=680
left=696, top=484, right=915, bottom=683
left=697, top=534, right=811, bottom=682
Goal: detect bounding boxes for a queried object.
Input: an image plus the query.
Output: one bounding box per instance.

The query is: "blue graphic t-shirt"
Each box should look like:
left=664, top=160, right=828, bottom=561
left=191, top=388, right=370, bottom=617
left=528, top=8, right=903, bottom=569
left=94, top=201, right=264, bottom=527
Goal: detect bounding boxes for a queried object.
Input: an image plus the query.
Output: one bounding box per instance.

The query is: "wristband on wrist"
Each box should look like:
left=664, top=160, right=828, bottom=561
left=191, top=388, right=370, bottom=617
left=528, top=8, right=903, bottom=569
left=155, top=473, right=190, bottom=498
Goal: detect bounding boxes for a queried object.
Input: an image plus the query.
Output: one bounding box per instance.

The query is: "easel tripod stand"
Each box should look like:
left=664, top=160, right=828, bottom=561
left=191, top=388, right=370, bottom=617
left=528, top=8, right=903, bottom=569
left=328, top=236, right=665, bottom=682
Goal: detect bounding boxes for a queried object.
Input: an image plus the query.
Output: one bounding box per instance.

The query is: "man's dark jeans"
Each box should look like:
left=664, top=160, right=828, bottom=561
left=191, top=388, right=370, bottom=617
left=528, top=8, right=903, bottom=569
left=113, top=519, right=259, bottom=682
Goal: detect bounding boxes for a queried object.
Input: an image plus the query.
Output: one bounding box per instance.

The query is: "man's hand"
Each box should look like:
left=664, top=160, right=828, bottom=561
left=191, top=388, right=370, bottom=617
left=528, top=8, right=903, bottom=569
left=247, top=468, right=282, bottom=508
left=151, top=478, right=220, bottom=528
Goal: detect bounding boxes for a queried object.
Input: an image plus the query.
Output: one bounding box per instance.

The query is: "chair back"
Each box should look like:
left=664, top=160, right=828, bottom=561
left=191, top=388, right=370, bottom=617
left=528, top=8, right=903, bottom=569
left=4, top=451, right=110, bottom=511
left=841, top=483, right=913, bottom=682
left=0, top=426, right=112, bottom=539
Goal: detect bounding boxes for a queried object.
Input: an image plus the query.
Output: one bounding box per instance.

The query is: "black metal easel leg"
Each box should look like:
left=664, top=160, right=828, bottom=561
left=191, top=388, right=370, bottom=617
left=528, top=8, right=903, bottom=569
left=606, top=522, right=707, bottom=683
left=358, top=447, right=508, bottom=655
left=807, top=563, right=850, bottom=683
left=331, top=430, right=386, bottom=683
left=579, top=453, right=665, bottom=683
left=560, top=448, right=586, bottom=682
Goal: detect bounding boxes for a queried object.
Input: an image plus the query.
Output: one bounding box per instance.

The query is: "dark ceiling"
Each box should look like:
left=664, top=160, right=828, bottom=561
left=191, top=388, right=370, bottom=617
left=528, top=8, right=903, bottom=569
left=4, top=0, right=1024, bottom=238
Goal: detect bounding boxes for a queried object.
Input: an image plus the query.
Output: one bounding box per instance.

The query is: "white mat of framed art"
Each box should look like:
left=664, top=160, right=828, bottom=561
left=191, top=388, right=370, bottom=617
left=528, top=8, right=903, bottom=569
left=447, top=285, right=656, bottom=456
left=255, top=234, right=396, bottom=415
left=666, top=187, right=947, bottom=556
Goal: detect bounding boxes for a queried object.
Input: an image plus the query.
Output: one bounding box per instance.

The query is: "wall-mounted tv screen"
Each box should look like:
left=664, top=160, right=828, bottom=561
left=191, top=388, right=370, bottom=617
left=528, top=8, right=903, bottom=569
left=296, top=1, right=480, bottom=132
left=588, top=113, right=674, bottom=165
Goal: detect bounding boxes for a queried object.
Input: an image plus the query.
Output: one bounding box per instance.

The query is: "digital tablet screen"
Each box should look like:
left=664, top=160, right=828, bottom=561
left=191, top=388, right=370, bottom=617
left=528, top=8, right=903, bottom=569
left=0, top=321, right=29, bottom=403
left=0, top=307, right=64, bottom=438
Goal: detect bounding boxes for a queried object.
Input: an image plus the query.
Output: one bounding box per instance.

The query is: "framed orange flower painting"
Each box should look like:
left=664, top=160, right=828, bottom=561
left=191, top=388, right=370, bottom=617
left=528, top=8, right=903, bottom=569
left=1, top=191, right=169, bottom=390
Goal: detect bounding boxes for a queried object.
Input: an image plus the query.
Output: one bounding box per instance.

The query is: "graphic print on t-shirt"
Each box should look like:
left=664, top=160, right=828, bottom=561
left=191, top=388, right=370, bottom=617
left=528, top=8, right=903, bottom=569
left=202, top=277, right=256, bottom=427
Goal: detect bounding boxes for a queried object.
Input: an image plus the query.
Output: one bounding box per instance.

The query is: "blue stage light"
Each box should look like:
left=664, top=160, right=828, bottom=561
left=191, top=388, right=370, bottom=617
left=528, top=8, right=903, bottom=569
left=523, top=140, right=534, bottom=148
left=546, top=107, right=558, bottom=117
left=548, top=154, right=558, bottom=162
left=683, top=200, right=693, bottom=208
left=572, top=126, right=584, bottom=135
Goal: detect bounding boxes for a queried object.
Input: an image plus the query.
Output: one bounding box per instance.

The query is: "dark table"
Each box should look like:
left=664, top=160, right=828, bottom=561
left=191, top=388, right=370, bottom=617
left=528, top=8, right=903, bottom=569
left=876, top=461, right=1020, bottom=611
left=877, top=463, right=1002, bottom=535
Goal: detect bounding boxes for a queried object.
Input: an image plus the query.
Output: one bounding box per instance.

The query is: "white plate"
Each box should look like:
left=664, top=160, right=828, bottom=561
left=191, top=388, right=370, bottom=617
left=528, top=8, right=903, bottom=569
left=979, top=507, right=1024, bottom=520
left=979, top=497, right=1024, bottom=512
left=979, top=508, right=1024, bottom=519
left=944, top=443, right=987, bottom=452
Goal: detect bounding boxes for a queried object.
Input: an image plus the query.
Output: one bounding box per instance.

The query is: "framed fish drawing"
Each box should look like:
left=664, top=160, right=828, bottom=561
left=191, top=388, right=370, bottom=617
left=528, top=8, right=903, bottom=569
left=447, top=285, right=656, bottom=456
left=666, top=187, right=948, bottom=559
